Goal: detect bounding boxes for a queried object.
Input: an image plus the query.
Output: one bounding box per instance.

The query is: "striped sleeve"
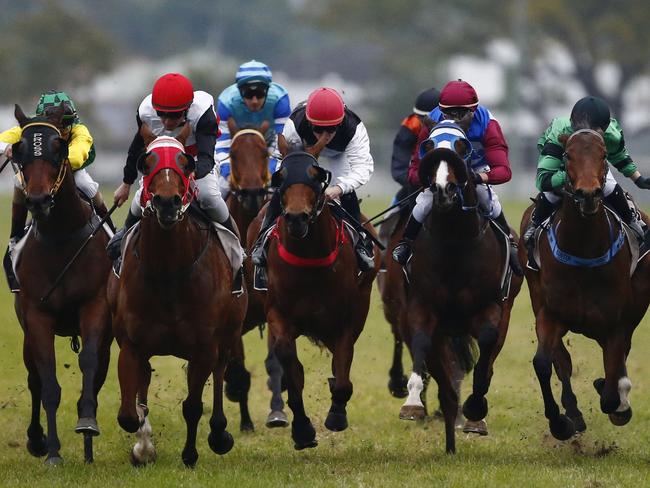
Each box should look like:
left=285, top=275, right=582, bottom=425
left=273, top=93, right=291, bottom=135
left=215, top=100, right=233, bottom=162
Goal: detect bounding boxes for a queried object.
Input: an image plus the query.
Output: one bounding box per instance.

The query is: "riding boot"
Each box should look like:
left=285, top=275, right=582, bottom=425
left=355, top=234, right=375, bottom=272
left=4, top=189, right=28, bottom=291
left=217, top=215, right=245, bottom=294
left=523, top=193, right=556, bottom=271
left=106, top=209, right=140, bottom=261
left=251, top=192, right=282, bottom=267
left=91, top=192, right=116, bottom=232
left=605, top=184, right=646, bottom=243
left=392, top=215, right=422, bottom=265
left=493, top=211, right=524, bottom=276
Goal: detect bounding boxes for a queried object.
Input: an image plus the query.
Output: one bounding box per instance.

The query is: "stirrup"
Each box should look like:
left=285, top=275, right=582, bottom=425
left=232, top=268, right=244, bottom=296
left=392, top=241, right=412, bottom=265
left=356, top=245, right=374, bottom=272
left=106, top=227, right=126, bottom=261
left=253, top=265, right=268, bottom=291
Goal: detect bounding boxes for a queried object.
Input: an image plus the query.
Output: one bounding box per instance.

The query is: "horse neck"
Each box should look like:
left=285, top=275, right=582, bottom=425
left=138, top=215, right=205, bottom=275
left=278, top=204, right=336, bottom=257
left=556, top=197, right=612, bottom=255
left=35, top=166, right=89, bottom=235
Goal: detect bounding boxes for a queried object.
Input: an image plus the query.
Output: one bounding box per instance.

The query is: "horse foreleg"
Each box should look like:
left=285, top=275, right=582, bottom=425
left=117, top=340, right=143, bottom=434
left=208, top=345, right=234, bottom=456
left=552, top=340, right=586, bottom=432
left=224, top=337, right=254, bottom=432
left=388, top=338, right=408, bottom=398
left=23, top=341, right=47, bottom=458
left=265, top=329, right=288, bottom=428
left=181, top=352, right=215, bottom=468
left=272, top=323, right=316, bottom=450
left=596, top=332, right=632, bottom=426
left=533, top=309, right=574, bottom=441
left=324, top=331, right=356, bottom=432
left=400, top=320, right=433, bottom=421
left=428, top=343, right=458, bottom=454
left=24, top=310, right=63, bottom=465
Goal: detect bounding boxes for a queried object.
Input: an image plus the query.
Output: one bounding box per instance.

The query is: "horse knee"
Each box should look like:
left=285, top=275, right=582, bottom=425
left=182, top=399, right=203, bottom=424
left=533, top=353, right=552, bottom=382
left=41, top=381, right=61, bottom=411
left=478, top=325, right=499, bottom=352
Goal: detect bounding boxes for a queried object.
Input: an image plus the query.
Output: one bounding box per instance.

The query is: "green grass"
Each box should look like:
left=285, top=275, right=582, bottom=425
left=1, top=192, right=650, bottom=487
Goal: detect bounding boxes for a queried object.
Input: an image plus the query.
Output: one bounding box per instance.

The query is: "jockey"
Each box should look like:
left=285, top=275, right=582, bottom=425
left=523, top=95, right=650, bottom=269
left=392, top=79, right=523, bottom=276
left=215, top=60, right=291, bottom=196
left=1, top=90, right=110, bottom=253
left=391, top=87, right=440, bottom=196
left=108, top=73, right=237, bottom=257
left=250, top=87, right=375, bottom=286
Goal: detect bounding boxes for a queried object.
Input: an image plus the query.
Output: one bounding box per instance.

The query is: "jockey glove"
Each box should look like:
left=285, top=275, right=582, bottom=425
left=634, top=175, right=650, bottom=190
left=471, top=172, right=484, bottom=185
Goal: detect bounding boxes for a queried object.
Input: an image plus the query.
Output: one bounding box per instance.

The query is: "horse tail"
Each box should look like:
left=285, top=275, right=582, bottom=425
left=448, top=334, right=477, bottom=374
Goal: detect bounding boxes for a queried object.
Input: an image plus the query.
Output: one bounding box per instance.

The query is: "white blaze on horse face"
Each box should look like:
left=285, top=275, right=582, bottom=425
left=435, top=160, right=450, bottom=187
left=132, top=403, right=156, bottom=464
left=616, top=376, right=632, bottom=412
left=403, top=372, right=425, bottom=408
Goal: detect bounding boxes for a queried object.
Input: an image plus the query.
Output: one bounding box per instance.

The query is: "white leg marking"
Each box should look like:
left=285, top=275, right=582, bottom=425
left=435, top=160, right=449, bottom=186
left=402, top=372, right=424, bottom=408
left=616, top=376, right=632, bottom=412
left=133, top=404, right=156, bottom=464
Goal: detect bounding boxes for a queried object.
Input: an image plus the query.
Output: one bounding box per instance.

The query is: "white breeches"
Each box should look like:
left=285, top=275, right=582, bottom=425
left=412, top=184, right=502, bottom=223
left=14, top=168, right=99, bottom=199
left=544, top=168, right=617, bottom=204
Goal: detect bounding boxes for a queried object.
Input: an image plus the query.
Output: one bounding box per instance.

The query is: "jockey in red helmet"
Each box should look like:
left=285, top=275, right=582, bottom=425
left=249, top=87, right=375, bottom=289
left=394, top=79, right=523, bottom=276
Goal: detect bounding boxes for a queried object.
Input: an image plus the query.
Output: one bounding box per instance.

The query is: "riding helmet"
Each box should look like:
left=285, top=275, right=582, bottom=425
left=35, top=90, right=78, bottom=126
left=438, top=80, right=479, bottom=109
left=413, top=87, right=440, bottom=115
left=306, top=87, right=345, bottom=126
left=152, top=73, right=194, bottom=112
left=236, top=60, right=273, bottom=88
left=570, top=96, right=611, bottom=131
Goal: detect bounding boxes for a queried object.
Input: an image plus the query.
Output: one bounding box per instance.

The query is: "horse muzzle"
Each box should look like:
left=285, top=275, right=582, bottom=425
left=431, top=183, right=456, bottom=211
left=25, top=193, right=54, bottom=219
left=152, top=194, right=183, bottom=229
left=574, top=188, right=603, bottom=216
left=284, top=211, right=310, bottom=238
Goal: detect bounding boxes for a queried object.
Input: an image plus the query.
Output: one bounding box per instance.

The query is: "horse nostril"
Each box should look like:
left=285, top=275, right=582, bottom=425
left=152, top=195, right=162, bottom=207
left=173, top=195, right=182, bottom=207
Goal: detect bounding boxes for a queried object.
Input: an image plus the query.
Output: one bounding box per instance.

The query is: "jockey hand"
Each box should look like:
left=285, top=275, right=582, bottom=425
left=325, top=185, right=343, bottom=201
left=114, top=182, right=131, bottom=206
left=634, top=174, right=650, bottom=190
left=471, top=171, right=487, bottom=185
left=3, top=145, right=12, bottom=159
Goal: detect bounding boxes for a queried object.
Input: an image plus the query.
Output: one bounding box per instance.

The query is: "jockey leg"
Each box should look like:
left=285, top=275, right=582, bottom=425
left=195, top=169, right=230, bottom=225
left=73, top=168, right=116, bottom=232
left=392, top=189, right=430, bottom=265
left=105, top=191, right=142, bottom=261
left=340, top=191, right=374, bottom=272
left=4, top=186, right=27, bottom=291
left=604, top=183, right=645, bottom=242
left=493, top=211, right=524, bottom=276
left=251, top=192, right=282, bottom=267
left=523, top=192, right=558, bottom=270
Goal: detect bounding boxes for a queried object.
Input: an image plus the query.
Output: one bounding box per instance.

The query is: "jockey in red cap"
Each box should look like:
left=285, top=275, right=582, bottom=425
left=393, top=79, right=523, bottom=276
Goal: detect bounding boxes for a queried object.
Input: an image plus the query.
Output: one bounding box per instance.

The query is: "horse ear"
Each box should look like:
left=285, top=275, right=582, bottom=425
left=308, top=165, right=331, bottom=188
left=14, top=104, right=29, bottom=127
left=140, top=122, right=156, bottom=146
left=259, top=120, right=270, bottom=134
left=227, top=117, right=238, bottom=137
left=137, top=151, right=156, bottom=175
left=50, top=102, right=65, bottom=127
left=454, top=138, right=472, bottom=159
left=271, top=166, right=288, bottom=188
left=558, top=134, right=570, bottom=148
left=176, top=122, right=191, bottom=146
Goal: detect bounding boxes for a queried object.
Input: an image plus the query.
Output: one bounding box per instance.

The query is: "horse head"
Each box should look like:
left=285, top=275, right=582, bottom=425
left=12, top=103, right=70, bottom=219
left=418, top=121, right=474, bottom=212
left=560, top=128, right=607, bottom=216
left=271, top=151, right=331, bottom=238
left=139, top=122, right=196, bottom=229
left=228, top=117, right=271, bottom=215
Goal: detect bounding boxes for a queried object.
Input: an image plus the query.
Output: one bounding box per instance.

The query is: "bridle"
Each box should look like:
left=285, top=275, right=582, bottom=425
left=562, top=128, right=606, bottom=206
left=229, top=128, right=272, bottom=195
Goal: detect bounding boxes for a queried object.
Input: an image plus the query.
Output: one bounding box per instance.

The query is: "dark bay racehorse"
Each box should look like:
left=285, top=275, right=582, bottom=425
left=224, top=119, right=288, bottom=430
left=11, top=105, right=112, bottom=465
left=107, top=124, right=247, bottom=466
left=399, top=142, right=522, bottom=453
left=519, top=129, right=650, bottom=440
left=247, top=151, right=379, bottom=449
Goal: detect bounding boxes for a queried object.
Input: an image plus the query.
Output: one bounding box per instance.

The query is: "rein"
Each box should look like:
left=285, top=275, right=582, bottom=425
left=270, top=216, right=349, bottom=267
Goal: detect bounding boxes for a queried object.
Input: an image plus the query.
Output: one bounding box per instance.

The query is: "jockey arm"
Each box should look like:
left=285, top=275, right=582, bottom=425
left=337, top=122, right=374, bottom=194
left=0, top=126, right=22, bottom=157
left=123, top=113, right=145, bottom=185
left=481, top=119, right=511, bottom=185
left=66, top=123, right=94, bottom=170
left=194, top=107, right=219, bottom=179
left=215, top=99, right=233, bottom=175
left=407, top=124, right=430, bottom=187
left=391, top=114, right=421, bottom=186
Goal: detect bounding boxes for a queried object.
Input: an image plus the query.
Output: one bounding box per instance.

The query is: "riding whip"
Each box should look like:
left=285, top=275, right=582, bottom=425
left=0, top=156, right=12, bottom=174
left=361, top=187, right=422, bottom=225
left=328, top=200, right=385, bottom=250
left=41, top=203, right=119, bottom=303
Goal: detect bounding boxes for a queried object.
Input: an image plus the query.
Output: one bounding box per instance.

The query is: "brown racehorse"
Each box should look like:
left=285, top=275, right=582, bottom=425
left=519, top=128, right=650, bottom=441
left=107, top=124, right=247, bottom=466
left=247, top=151, right=379, bottom=449
left=10, top=104, right=112, bottom=465
left=223, top=118, right=289, bottom=430
left=398, top=141, right=522, bottom=454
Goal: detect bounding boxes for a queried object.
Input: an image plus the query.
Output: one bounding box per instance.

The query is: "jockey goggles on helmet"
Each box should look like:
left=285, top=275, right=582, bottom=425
left=311, top=124, right=339, bottom=134
left=156, top=110, right=186, bottom=119
left=240, top=83, right=269, bottom=99
left=441, top=106, right=474, bottom=121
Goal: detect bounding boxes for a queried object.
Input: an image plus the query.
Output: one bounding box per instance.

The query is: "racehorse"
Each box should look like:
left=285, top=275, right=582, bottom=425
left=107, top=123, right=247, bottom=466
left=398, top=138, right=522, bottom=453
left=519, top=128, right=650, bottom=440
left=224, top=119, right=288, bottom=430
left=247, top=151, right=380, bottom=449
left=10, top=104, right=113, bottom=465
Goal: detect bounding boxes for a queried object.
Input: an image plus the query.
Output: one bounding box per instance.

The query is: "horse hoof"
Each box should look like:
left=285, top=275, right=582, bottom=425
left=27, top=435, right=48, bottom=457
left=462, top=395, right=488, bottom=421
left=549, top=414, right=575, bottom=441
left=388, top=375, right=408, bottom=398
left=570, top=414, right=587, bottom=433
left=130, top=449, right=156, bottom=467
left=609, top=407, right=632, bottom=426
left=44, top=455, right=63, bottom=466
left=75, top=417, right=100, bottom=436
left=240, top=420, right=255, bottom=432
left=399, top=404, right=426, bottom=421
left=266, top=410, right=289, bottom=428
left=292, top=419, right=317, bottom=450
left=324, top=411, right=348, bottom=432
left=182, top=449, right=199, bottom=468
left=208, top=430, right=234, bottom=455
left=118, top=414, right=140, bottom=433
left=462, top=419, right=488, bottom=436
